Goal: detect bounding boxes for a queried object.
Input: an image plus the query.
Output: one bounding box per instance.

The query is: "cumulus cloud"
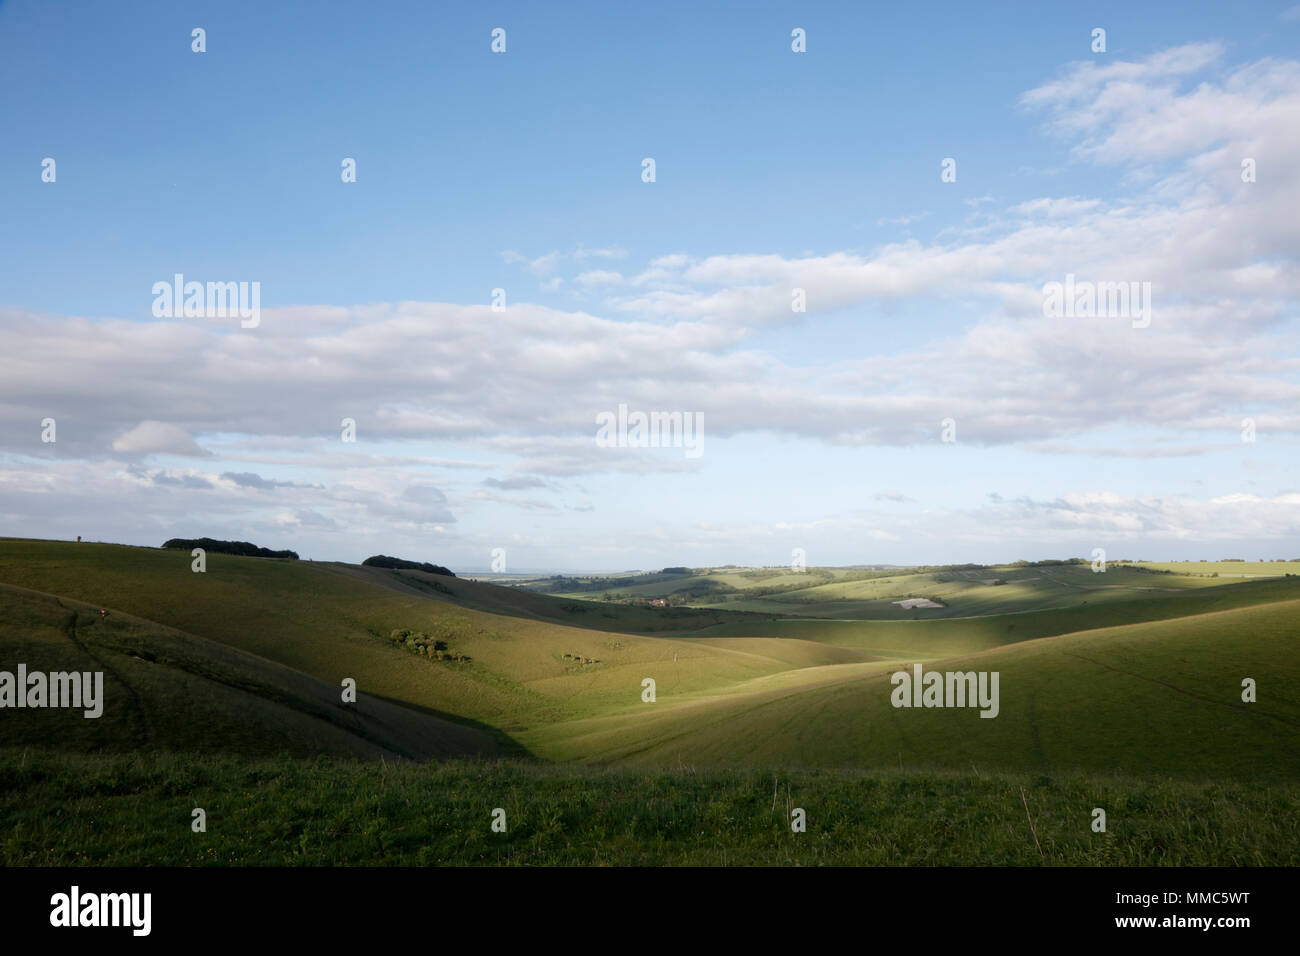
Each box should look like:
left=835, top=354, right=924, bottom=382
left=111, top=421, right=208, bottom=457
left=398, top=484, right=457, bottom=524
left=271, top=509, right=338, bottom=530
left=575, top=270, right=623, bottom=286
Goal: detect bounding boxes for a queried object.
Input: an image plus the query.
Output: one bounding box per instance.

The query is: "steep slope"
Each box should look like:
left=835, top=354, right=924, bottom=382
left=0, top=583, right=501, bottom=759
left=0, top=539, right=814, bottom=735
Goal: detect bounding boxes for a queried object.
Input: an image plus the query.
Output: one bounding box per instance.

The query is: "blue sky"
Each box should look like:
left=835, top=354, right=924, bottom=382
left=1, top=0, right=1298, bottom=569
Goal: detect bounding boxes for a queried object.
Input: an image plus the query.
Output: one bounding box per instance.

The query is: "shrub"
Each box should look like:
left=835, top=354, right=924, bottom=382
left=362, top=555, right=455, bottom=577
left=162, top=537, right=298, bottom=560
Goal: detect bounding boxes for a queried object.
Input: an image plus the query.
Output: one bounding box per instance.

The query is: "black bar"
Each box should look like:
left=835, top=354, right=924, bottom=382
left=0, top=866, right=1282, bottom=943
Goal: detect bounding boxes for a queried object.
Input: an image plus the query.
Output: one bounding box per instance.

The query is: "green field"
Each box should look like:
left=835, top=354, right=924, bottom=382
left=534, top=561, right=1300, bottom=619
left=3, top=752, right=1296, bottom=866
left=2, top=537, right=1297, bottom=865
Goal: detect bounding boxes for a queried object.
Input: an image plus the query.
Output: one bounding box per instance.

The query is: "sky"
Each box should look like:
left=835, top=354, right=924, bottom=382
left=1, top=0, right=1298, bottom=571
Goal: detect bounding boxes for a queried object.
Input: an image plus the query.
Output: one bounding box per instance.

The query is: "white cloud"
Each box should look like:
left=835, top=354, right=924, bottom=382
left=501, top=250, right=561, bottom=276
left=504, top=245, right=628, bottom=281
left=877, top=213, right=929, bottom=226
left=1010, top=197, right=1102, bottom=217
left=111, top=421, right=208, bottom=457
left=575, top=270, right=623, bottom=286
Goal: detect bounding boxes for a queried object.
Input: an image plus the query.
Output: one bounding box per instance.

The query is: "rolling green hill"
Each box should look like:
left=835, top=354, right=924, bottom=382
left=1, top=537, right=1296, bottom=782
left=0, top=582, right=500, bottom=759
left=0, top=539, right=811, bottom=750
left=524, top=599, right=1300, bottom=779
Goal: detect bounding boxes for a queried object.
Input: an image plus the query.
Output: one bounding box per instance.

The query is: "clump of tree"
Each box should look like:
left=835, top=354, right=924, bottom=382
left=661, top=567, right=692, bottom=575
left=389, top=629, right=469, bottom=662
left=162, top=537, right=298, bottom=559
left=363, top=555, right=455, bottom=577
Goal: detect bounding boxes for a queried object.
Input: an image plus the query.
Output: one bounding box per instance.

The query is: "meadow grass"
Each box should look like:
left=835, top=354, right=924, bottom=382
left=1, top=749, right=1295, bottom=866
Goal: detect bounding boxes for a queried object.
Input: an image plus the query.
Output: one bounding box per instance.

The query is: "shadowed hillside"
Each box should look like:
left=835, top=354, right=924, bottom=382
left=0, top=583, right=502, bottom=759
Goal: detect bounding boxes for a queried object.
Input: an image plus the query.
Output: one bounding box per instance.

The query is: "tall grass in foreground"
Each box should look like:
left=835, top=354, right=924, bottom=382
left=1, top=750, right=1295, bottom=866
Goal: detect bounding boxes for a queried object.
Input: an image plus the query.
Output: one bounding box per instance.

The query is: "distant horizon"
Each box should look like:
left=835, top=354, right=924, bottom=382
left=9, top=533, right=1298, bottom=575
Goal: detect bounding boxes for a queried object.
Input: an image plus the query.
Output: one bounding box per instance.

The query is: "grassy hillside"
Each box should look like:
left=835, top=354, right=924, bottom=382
left=699, top=576, right=1300, bottom=651
left=3, top=751, right=1295, bottom=866
left=0, top=583, right=500, bottom=759
left=524, top=599, right=1300, bottom=779
left=0, top=539, right=812, bottom=747
left=1136, top=560, right=1300, bottom=578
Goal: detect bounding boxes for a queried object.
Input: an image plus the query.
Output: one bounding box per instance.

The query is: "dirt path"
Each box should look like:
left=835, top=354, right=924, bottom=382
left=59, top=608, right=154, bottom=745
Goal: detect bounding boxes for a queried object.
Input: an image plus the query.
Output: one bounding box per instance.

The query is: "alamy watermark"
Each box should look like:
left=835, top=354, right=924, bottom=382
left=152, top=273, right=260, bottom=328
left=595, top=403, right=703, bottom=459
left=0, top=665, right=103, bottom=718
left=50, top=886, right=150, bottom=936
left=1042, top=274, right=1151, bottom=328
left=890, top=663, right=999, bottom=718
